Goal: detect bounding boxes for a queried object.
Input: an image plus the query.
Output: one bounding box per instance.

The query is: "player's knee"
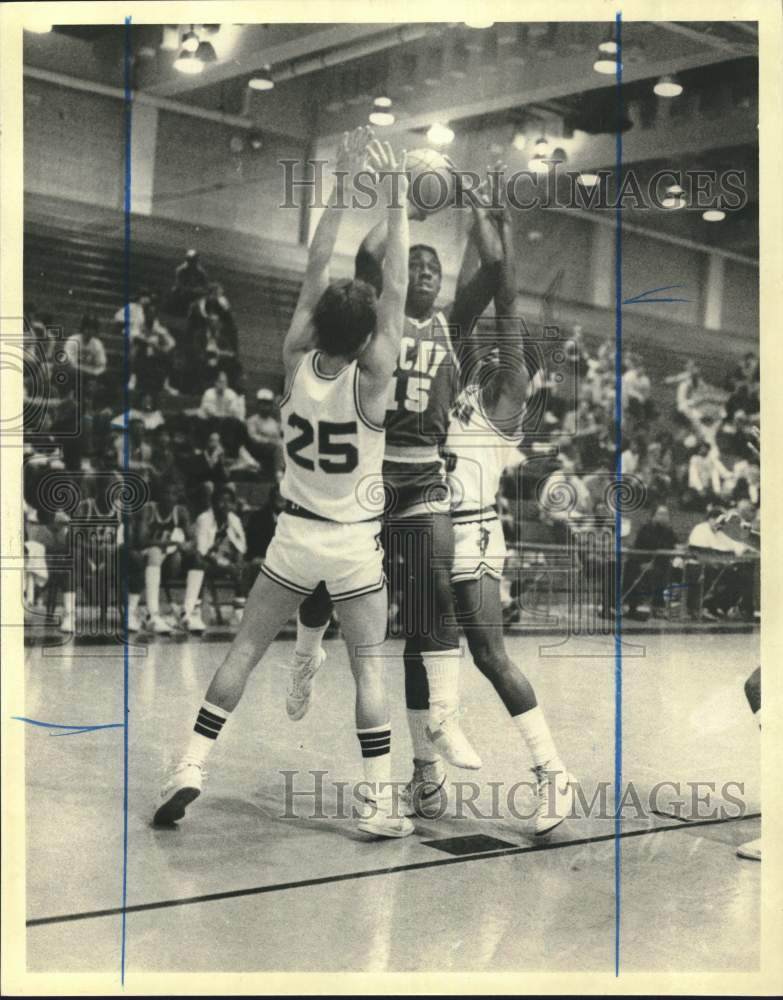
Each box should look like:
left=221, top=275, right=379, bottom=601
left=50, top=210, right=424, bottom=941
left=146, top=546, right=164, bottom=567
left=470, top=638, right=512, bottom=682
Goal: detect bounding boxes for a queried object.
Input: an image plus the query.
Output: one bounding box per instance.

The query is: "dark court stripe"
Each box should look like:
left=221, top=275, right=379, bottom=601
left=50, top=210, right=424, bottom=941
left=26, top=811, right=759, bottom=929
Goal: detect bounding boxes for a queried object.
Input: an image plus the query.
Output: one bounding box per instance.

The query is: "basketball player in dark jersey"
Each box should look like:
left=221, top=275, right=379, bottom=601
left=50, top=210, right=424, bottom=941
left=289, top=174, right=506, bottom=791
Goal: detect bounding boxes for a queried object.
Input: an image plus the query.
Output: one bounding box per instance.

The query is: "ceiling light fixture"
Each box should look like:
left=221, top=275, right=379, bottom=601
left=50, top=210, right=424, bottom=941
left=661, top=184, right=686, bottom=210
left=593, top=55, right=622, bottom=75
left=369, top=96, right=395, bottom=127
left=249, top=66, right=274, bottom=91
left=173, top=49, right=204, bottom=75
left=654, top=74, right=683, bottom=98
left=577, top=172, right=601, bottom=187
left=427, top=122, right=455, bottom=145
left=703, top=209, right=726, bottom=222
left=464, top=19, right=494, bottom=29
left=512, top=132, right=527, bottom=151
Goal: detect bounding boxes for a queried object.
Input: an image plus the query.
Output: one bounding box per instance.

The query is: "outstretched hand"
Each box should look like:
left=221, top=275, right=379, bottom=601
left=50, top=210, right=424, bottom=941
left=365, top=139, right=408, bottom=208
left=334, top=125, right=374, bottom=181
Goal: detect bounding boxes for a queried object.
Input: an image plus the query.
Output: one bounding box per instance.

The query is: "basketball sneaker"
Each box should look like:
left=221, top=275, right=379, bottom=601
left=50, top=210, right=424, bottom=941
left=532, top=764, right=575, bottom=836
left=402, top=758, right=448, bottom=818
left=736, top=838, right=761, bottom=860
left=126, top=607, right=142, bottom=632
left=357, top=802, right=415, bottom=839
left=358, top=759, right=447, bottom=819
left=153, top=760, right=204, bottom=825
left=180, top=609, right=206, bottom=634
left=286, top=648, right=326, bottom=721
left=427, top=713, right=482, bottom=770
left=146, top=612, right=172, bottom=635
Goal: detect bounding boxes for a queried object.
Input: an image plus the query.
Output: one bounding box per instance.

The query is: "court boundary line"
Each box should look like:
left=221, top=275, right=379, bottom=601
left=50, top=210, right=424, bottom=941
left=26, top=810, right=760, bottom=929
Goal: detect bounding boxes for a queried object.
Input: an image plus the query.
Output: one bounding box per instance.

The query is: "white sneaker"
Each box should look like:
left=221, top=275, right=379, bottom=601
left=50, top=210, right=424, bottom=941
left=286, top=648, right=326, bottom=721
left=401, top=759, right=448, bottom=818
left=357, top=802, right=415, bottom=839
left=180, top=609, right=206, bottom=634
left=147, top=613, right=172, bottom=635
left=127, top=608, right=142, bottom=632
left=427, top=713, right=482, bottom=770
left=533, top=765, right=575, bottom=836
left=736, top=838, right=761, bottom=861
left=59, top=613, right=75, bottom=634
left=153, top=760, right=204, bottom=826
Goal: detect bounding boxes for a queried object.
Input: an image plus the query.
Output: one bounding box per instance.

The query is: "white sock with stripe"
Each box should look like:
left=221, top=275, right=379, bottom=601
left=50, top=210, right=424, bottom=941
left=357, top=723, right=392, bottom=807
left=184, top=701, right=230, bottom=766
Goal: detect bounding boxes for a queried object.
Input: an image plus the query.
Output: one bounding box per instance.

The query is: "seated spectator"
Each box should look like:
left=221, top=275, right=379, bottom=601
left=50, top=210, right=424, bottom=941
left=198, top=370, right=246, bottom=455
left=731, top=461, right=760, bottom=506
left=29, top=509, right=73, bottom=630
left=128, top=297, right=178, bottom=397
left=149, top=427, right=187, bottom=499
left=180, top=484, right=247, bottom=630
left=131, top=479, right=192, bottom=634
left=624, top=504, right=680, bottom=619
left=686, top=442, right=727, bottom=506
left=716, top=410, right=757, bottom=465
left=242, top=484, right=286, bottom=594
left=621, top=360, right=651, bottom=421
left=171, top=249, right=209, bottom=315
left=184, top=431, right=229, bottom=512
left=64, top=313, right=107, bottom=407
left=111, top=392, right=165, bottom=433
left=244, top=388, right=284, bottom=479
left=112, top=416, right=154, bottom=475
left=686, top=504, right=755, bottom=620
left=113, top=288, right=151, bottom=341
left=186, top=283, right=240, bottom=388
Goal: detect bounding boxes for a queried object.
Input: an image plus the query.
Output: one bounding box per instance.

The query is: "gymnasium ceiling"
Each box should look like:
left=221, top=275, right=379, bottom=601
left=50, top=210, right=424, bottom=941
left=24, top=21, right=759, bottom=257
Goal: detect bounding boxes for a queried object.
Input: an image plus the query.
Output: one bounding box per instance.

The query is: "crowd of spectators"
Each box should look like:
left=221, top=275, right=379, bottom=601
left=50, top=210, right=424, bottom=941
left=23, top=249, right=286, bottom=634
left=501, top=329, right=760, bottom=623
left=22, top=250, right=760, bottom=632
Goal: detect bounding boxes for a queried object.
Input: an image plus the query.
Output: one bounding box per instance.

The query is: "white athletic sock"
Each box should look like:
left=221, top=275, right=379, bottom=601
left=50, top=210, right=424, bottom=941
left=357, top=723, right=392, bottom=807
left=62, top=591, right=76, bottom=622
left=422, top=651, right=461, bottom=725
left=128, top=592, right=141, bottom=615
left=184, top=700, right=230, bottom=766
left=296, top=616, right=328, bottom=658
left=183, top=569, right=204, bottom=615
left=145, top=565, right=161, bottom=615
left=406, top=709, right=440, bottom=763
left=513, top=706, right=562, bottom=771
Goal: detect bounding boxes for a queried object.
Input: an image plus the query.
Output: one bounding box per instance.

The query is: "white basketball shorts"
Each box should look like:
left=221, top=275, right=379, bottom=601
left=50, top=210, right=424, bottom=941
left=261, top=511, right=385, bottom=602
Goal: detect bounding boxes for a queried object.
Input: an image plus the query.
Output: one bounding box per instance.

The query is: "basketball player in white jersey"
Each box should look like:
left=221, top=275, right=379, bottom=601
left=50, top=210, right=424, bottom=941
left=154, top=129, right=415, bottom=838
left=290, top=167, right=507, bottom=781
left=409, top=187, right=575, bottom=833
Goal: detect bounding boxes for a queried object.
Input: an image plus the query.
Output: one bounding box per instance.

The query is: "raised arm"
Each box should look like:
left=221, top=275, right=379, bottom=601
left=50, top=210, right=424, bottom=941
left=282, top=127, right=372, bottom=375
left=357, top=143, right=409, bottom=403
left=448, top=164, right=506, bottom=346
left=482, top=184, right=530, bottom=438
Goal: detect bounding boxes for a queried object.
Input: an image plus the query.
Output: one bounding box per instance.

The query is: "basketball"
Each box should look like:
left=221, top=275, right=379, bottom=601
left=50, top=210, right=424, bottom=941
left=405, top=147, right=457, bottom=216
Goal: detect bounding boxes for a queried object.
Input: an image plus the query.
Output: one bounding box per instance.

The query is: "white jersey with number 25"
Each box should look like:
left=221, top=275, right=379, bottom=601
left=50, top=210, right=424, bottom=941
left=280, top=350, right=386, bottom=523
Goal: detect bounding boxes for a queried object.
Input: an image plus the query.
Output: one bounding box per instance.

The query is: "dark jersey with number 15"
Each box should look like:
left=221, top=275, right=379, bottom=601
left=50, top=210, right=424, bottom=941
left=383, top=311, right=460, bottom=458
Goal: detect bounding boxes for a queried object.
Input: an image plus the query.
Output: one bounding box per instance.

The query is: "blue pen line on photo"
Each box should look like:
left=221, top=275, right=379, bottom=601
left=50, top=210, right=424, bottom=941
left=121, top=13, right=133, bottom=988
left=12, top=716, right=124, bottom=735
left=613, top=9, right=624, bottom=979
left=623, top=285, right=692, bottom=305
